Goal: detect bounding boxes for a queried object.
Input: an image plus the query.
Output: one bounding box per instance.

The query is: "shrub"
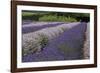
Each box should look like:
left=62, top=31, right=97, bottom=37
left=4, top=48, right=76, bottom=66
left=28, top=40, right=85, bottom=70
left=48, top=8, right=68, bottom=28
left=39, top=15, right=58, bottom=22
left=39, top=15, right=77, bottom=22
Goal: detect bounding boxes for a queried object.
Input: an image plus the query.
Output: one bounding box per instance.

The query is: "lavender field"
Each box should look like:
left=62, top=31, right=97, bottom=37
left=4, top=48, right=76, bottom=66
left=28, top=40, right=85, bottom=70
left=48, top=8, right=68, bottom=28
left=22, top=21, right=89, bottom=62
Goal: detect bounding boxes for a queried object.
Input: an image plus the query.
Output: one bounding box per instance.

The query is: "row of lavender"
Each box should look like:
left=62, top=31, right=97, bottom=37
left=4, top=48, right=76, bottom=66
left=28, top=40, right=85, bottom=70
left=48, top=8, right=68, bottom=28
left=82, top=23, right=90, bottom=59
left=22, top=22, right=68, bottom=34
left=22, top=22, right=80, bottom=56
left=22, top=22, right=87, bottom=62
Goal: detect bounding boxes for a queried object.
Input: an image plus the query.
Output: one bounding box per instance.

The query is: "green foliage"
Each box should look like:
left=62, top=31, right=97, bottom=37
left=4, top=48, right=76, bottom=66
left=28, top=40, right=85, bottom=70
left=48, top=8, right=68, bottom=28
left=39, top=15, right=58, bottom=22
left=58, top=16, right=77, bottom=22
left=22, top=12, right=40, bottom=20
left=22, top=12, right=36, bottom=16
left=39, top=15, right=77, bottom=22
left=22, top=11, right=90, bottom=22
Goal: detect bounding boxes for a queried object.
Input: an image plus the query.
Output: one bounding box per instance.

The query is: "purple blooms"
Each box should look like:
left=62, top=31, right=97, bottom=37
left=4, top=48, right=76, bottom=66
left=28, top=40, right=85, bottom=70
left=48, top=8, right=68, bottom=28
left=22, top=22, right=87, bottom=62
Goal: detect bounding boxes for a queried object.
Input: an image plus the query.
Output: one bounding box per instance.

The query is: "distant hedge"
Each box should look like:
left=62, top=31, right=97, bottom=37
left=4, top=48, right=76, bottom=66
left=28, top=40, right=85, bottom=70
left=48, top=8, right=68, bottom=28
left=22, top=11, right=90, bottom=22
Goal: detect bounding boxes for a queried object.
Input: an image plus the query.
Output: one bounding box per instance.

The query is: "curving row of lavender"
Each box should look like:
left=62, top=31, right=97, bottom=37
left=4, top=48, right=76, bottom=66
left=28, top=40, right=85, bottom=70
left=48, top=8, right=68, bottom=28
left=22, top=22, right=67, bottom=34
left=82, top=22, right=90, bottom=59
left=22, top=22, right=87, bottom=62
left=22, top=22, right=80, bottom=56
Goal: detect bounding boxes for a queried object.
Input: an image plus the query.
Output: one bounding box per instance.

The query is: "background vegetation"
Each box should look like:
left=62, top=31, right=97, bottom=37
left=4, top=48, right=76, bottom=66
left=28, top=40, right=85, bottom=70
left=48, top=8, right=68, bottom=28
left=22, top=10, right=90, bottom=22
